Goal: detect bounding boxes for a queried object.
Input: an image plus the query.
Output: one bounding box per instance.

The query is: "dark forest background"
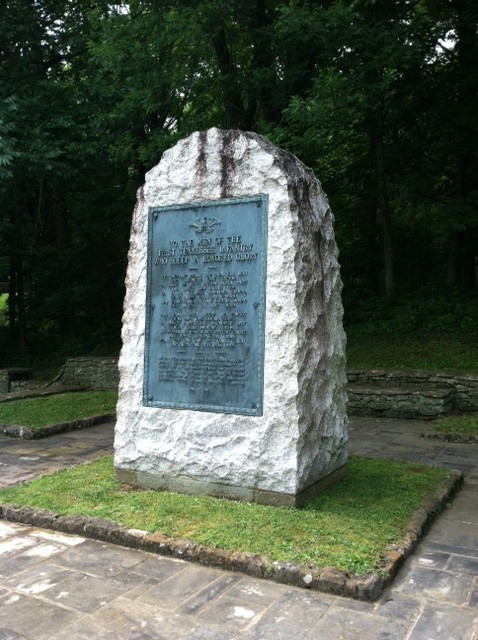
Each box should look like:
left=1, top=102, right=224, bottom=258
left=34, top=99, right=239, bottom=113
left=1, top=0, right=477, bottom=367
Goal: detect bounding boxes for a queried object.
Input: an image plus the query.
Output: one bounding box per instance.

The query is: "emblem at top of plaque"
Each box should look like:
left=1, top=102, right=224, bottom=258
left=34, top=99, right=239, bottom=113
left=189, top=217, right=221, bottom=234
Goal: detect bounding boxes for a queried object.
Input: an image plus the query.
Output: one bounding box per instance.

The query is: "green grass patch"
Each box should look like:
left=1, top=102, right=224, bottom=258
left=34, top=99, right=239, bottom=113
left=0, top=391, right=117, bottom=429
left=346, top=333, right=478, bottom=373
left=433, top=413, right=478, bottom=436
left=0, top=456, right=448, bottom=575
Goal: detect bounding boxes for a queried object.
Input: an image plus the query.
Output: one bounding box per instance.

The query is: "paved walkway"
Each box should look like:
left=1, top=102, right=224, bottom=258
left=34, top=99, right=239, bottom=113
left=0, top=417, right=476, bottom=639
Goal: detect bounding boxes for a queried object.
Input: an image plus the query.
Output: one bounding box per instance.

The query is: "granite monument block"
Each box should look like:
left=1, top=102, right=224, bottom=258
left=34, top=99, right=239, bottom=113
left=114, top=128, right=348, bottom=507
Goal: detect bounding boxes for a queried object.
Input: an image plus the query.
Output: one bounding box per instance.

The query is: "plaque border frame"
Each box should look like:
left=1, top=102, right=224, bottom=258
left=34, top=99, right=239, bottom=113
left=143, top=194, right=268, bottom=416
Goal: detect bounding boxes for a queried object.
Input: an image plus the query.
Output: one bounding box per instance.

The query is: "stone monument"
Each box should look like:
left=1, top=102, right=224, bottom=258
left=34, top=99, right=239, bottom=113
left=114, top=128, right=348, bottom=507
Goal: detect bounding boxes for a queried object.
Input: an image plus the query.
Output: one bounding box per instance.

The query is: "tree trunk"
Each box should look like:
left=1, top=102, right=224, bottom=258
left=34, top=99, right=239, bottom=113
left=211, top=24, right=249, bottom=129
left=50, top=183, right=76, bottom=340
left=448, top=0, right=478, bottom=292
left=368, top=110, right=394, bottom=293
left=8, top=184, right=27, bottom=357
left=447, top=230, right=477, bottom=292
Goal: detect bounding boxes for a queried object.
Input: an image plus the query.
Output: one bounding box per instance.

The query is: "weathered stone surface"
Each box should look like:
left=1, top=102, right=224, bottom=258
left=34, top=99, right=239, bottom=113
left=316, top=566, right=347, bottom=594
left=51, top=357, right=119, bottom=390
left=1, top=414, right=115, bottom=439
left=0, top=506, right=58, bottom=529
left=345, top=572, right=384, bottom=602
left=347, top=383, right=455, bottom=419
left=347, top=369, right=478, bottom=417
left=115, top=127, right=348, bottom=505
left=0, top=369, right=10, bottom=394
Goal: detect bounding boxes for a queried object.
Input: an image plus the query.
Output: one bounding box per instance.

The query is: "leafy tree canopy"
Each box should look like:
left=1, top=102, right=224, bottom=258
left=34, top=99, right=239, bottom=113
left=0, top=0, right=476, bottom=364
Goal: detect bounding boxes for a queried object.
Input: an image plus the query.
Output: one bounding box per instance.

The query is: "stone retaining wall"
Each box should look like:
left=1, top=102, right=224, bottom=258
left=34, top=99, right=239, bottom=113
left=347, top=369, right=478, bottom=413
left=50, top=357, right=119, bottom=390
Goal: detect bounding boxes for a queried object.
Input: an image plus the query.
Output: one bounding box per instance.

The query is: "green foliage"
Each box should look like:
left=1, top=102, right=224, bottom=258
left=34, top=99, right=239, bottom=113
left=0, top=0, right=477, bottom=362
left=271, top=0, right=478, bottom=296
left=0, top=294, right=7, bottom=327
left=0, top=456, right=447, bottom=575
left=0, top=391, right=117, bottom=429
left=346, top=333, right=478, bottom=373
left=346, top=291, right=478, bottom=335
left=0, top=97, right=20, bottom=180
left=345, top=288, right=478, bottom=372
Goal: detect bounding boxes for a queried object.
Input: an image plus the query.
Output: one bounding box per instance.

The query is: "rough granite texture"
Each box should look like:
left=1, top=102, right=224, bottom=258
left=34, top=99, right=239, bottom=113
left=114, top=128, right=348, bottom=504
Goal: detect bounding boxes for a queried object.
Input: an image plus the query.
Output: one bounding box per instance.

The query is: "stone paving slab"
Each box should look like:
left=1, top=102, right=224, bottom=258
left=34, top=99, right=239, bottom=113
left=393, top=564, right=473, bottom=604
left=407, top=602, right=478, bottom=640
left=0, top=417, right=466, bottom=602
left=0, top=421, right=114, bottom=488
left=0, top=417, right=476, bottom=639
left=304, top=604, right=411, bottom=640
left=0, top=461, right=463, bottom=603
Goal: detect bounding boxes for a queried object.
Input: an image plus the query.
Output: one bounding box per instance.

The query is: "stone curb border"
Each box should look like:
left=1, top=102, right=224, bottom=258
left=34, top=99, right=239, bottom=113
left=0, top=414, right=116, bottom=439
left=423, top=431, right=478, bottom=444
left=0, top=385, right=85, bottom=404
left=0, top=469, right=463, bottom=601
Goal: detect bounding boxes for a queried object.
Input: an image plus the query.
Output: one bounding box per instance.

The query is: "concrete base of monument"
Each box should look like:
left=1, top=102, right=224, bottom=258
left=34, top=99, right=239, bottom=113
left=115, top=464, right=347, bottom=509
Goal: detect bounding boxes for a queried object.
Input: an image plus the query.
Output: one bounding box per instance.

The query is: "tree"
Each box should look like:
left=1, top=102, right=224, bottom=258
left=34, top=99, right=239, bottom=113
left=272, top=0, right=477, bottom=300
left=445, top=0, right=478, bottom=291
left=0, top=0, right=133, bottom=359
left=1, top=0, right=477, bottom=363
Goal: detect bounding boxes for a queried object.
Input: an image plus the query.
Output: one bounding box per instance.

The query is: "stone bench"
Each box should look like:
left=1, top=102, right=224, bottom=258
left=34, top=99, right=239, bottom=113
left=347, top=383, right=456, bottom=419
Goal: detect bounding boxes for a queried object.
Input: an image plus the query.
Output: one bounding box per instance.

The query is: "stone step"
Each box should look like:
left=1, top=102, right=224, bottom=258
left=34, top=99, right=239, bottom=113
left=9, top=379, right=46, bottom=392
left=347, top=383, right=455, bottom=420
